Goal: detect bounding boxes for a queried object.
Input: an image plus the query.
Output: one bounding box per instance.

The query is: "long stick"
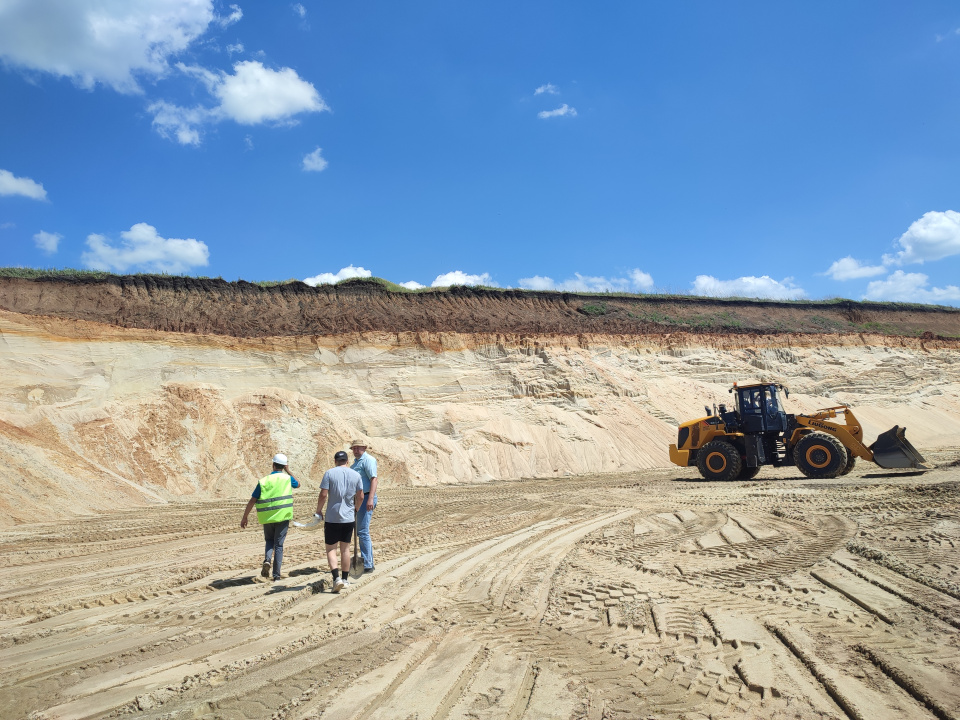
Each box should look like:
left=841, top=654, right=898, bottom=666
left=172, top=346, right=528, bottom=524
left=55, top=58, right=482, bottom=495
left=352, top=521, right=360, bottom=575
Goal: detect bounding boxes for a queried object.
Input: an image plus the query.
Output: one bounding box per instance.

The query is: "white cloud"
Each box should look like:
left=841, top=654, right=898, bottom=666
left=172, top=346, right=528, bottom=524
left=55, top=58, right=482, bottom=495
left=399, top=280, right=425, bottom=290
left=33, top=230, right=61, bottom=254
left=148, top=101, right=209, bottom=145
left=303, top=265, right=372, bottom=286
left=302, top=147, right=328, bottom=172
left=292, top=3, right=307, bottom=18
left=518, top=275, right=555, bottom=291
left=691, top=275, right=806, bottom=300
left=226, top=42, right=244, bottom=55
left=0, top=169, right=47, bottom=200
left=216, top=4, right=242, bottom=27
left=863, top=271, right=960, bottom=304
left=518, top=269, right=654, bottom=293
left=82, top=222, right=209, bottom=273
left=432, top=271, right=498, bottom=288
left=538, top=104, right=577, bottom=119
left=628, top=269, right=654, bottom=291
left=823, top=256, right=887, bottom=281
left=215, top=60, right=327, bottom=124
left=534, top=83, right=558, bottom=96
left=150, top=60, right=328, bottom=143
left=0, top=0, right=216, bottom=93
left=884, top=210, right=960, bottom=265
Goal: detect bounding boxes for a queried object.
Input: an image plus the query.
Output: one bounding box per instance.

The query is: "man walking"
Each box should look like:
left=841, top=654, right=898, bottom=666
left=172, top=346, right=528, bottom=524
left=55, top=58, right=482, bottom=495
left=240, top=453, right=300, bottom=581
left=316, top=450, right=365, bottom=592
left=351, top=440, right=378, bottom=573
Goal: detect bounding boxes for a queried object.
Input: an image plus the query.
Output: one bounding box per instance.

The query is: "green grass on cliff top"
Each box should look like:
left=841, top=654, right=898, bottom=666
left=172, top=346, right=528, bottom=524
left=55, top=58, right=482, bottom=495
left=0, top=266, right=956, bottom=312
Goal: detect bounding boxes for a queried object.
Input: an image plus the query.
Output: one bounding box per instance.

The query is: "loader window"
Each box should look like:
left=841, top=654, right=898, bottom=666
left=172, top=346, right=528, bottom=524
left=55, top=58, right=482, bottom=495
left=740, top=388, right=763, bottom=414
left=763, top=387, right=780, bottom=415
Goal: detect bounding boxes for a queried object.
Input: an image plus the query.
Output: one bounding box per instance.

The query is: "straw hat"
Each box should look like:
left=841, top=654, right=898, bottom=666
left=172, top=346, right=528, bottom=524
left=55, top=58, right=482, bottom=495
left=349, top=439, right=368, bottom=449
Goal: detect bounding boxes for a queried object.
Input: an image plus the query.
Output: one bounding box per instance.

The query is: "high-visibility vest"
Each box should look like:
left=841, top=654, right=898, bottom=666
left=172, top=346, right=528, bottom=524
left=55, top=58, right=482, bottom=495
left=256, top=473, right=294, bottom=524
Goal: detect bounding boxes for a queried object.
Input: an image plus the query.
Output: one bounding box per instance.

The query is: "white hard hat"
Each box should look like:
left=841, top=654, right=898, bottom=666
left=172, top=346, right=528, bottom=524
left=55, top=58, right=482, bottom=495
left=273, top=453, right=288, bottom=466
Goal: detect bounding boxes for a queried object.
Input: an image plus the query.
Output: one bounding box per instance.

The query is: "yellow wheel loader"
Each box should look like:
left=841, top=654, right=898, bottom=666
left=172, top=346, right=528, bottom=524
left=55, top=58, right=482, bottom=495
left=669, top=382, right=931, bottom=481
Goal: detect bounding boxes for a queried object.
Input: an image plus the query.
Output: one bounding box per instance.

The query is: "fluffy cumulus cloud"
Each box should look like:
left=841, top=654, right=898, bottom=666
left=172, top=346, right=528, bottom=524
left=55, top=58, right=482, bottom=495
left=518, top=269, right=654, bottom=293
left=303, top=265, right=371, bottom=286
left=884, top=210, right=960, bottom=265
left=399, top=280, right=425, bottom=290
left=82, top=222, right=209, bottom=273
left=692, top=275, right=806, bottom=300
left=214, top=60, right=326, bottom=124
left=538, top=104, right=577, bottom=119
left=0, top=0, right=216, bottom=93
left=33, top=230, right=61, bottom=254
left=0, top=169, right=47, bottom=200
left=534, top=83, right=558, bottom=96
left=150, top=60, right=328, bottom=143
left=431, top=271, right=498, bottom=288
left=823, top=256, right=887, bottom=281
left=302, top=147, right=328, bottom=172
left=863, top=271, right=960, bottom=304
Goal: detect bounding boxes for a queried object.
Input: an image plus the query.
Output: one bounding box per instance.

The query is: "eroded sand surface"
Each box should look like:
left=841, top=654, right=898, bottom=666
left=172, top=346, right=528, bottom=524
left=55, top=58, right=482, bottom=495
left=3, top=463, right=959, bottom=720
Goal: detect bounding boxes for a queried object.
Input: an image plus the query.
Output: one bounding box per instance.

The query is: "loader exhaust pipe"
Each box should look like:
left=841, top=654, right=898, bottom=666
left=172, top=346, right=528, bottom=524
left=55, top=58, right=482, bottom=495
left=869, top=426, right=932, bottom=470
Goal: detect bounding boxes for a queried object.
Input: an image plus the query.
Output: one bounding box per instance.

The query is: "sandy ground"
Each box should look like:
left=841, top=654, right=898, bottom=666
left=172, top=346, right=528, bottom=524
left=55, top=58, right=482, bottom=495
left=2, top=456, right=959, bottom=720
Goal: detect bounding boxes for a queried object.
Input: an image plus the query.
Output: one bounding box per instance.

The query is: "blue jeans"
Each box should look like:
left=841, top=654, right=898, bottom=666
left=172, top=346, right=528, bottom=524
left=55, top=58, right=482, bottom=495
left=356, top=493, right=377, bottom=568
left=263, top=520, right=289, bottom=578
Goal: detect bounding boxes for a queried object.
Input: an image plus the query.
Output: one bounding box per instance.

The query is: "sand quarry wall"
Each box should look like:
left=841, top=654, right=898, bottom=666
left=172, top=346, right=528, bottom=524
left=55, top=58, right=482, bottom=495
left=1, top=296, right=960, bottom=527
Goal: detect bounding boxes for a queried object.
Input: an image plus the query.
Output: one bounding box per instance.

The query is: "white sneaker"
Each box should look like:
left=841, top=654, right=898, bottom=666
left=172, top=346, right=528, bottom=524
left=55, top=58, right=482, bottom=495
left=332, top=577, right=344, bottom=593
left=341, top=578, right=351, bottom=588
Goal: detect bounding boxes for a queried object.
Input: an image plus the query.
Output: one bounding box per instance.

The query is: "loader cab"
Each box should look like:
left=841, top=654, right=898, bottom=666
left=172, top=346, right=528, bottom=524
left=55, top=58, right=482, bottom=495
left=732, top=383, right=788, bottom=435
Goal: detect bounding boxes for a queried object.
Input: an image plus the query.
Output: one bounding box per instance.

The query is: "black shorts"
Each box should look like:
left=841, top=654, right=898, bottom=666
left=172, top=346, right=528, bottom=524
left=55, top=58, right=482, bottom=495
left=324, top=521, right=355, bottom=545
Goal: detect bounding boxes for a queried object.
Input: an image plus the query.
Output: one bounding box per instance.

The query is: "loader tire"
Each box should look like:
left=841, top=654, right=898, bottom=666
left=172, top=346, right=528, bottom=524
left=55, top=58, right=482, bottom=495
left=696, top=441, right=742, bottom=482
left=840, top=453, right=856, bottom=476
left=794, top=432, right=848, bottom=479
left=737, top=464, right=761, bottom=480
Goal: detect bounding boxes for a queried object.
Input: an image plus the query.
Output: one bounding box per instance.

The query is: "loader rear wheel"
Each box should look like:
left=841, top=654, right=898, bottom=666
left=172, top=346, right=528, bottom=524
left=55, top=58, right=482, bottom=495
left=794, top=432, right=848, bottom=479
left=737, top=464, right=761, bottom=480
left=696, top=441, right=743, bottom=482
left=840, top=453, right=856, bottom=476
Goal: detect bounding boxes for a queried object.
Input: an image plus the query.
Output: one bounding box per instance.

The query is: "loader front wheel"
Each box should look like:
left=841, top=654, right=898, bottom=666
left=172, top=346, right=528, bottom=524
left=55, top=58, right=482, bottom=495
left=737, top=464, right=761, bottom=480
left=696, top=441, right=743, bottom=482
left=794, top=432, right=848, bottom=479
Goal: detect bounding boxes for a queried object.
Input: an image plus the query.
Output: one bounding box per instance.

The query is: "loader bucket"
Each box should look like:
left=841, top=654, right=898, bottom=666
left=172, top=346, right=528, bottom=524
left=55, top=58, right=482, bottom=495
left=869, top=426, right=932, bottom=470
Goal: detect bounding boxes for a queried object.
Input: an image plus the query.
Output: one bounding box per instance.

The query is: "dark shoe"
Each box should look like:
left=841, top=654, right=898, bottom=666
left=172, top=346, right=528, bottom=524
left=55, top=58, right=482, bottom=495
left=261, top=561, right=271, bottom=578
left=364, top=566, right=375, bottom=574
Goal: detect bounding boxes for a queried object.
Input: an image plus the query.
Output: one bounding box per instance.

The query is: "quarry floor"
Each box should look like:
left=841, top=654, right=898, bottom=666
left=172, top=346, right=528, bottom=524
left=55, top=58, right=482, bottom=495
left=2, top=460, right=960, bottom=720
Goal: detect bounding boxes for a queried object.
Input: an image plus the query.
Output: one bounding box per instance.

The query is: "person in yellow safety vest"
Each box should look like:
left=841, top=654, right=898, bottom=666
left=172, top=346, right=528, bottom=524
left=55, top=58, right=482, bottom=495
left=240, top=453, right=301, bottom=581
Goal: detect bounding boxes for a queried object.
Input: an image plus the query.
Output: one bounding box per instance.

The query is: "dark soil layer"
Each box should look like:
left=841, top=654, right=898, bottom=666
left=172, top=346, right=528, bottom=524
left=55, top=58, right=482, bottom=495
left=1, top=276, right=958, bottom=338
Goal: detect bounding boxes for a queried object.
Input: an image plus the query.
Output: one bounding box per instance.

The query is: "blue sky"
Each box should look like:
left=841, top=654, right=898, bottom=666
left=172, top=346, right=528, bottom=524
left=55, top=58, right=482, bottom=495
left=2, top=1, right=960, bottom=304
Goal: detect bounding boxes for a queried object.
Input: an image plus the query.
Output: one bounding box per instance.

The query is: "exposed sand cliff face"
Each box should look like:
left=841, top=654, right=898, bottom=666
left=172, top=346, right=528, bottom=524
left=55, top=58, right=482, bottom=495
left=2, top=275, right=959, bottom=336
left=2, top=306, right=959, bottom=527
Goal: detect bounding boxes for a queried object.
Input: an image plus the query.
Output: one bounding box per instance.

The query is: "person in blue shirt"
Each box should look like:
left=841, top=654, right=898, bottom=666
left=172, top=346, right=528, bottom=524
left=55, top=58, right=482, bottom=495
left=240, top=453, right=300, bottom=581
left=350, top=440, right=378, bottom=573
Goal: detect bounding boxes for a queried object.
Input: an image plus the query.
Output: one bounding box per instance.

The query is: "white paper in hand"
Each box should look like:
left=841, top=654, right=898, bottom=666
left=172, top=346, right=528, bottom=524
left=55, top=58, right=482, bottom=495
left=292, top=513, right=323, bottom=530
